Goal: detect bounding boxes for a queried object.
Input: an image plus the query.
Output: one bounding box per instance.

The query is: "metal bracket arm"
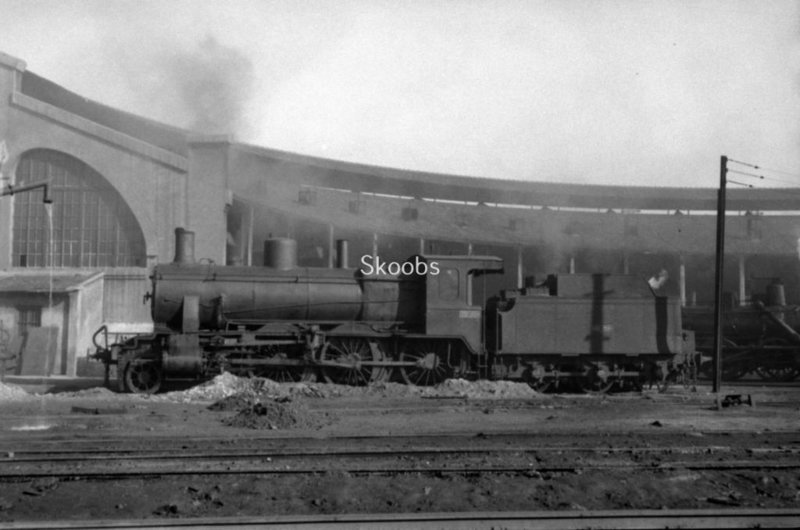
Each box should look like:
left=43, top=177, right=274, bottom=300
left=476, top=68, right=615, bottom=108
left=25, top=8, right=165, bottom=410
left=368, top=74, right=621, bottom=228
left=1, top=181, right=53, bottom=203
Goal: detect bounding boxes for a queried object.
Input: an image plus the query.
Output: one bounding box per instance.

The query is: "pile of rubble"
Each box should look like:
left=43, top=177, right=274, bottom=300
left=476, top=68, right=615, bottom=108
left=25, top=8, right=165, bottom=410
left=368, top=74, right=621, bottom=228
left=428, top=378, right=540, bottom=399
left=160, top=373, right=541, bottom=404
left=0, top=372, right=544, bottom=405
left=217, top=396, right=324, bottom=430
left=0, top=381, right=34, bottom=402
left=160, top=372, right=280, bottom=403
left=55, top=387, right=122, bottom=399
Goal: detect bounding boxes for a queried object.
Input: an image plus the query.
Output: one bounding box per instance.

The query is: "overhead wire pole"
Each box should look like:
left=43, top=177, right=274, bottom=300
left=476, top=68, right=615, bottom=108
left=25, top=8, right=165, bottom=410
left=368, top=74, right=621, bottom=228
left=712, top=155, right=728, bottom=396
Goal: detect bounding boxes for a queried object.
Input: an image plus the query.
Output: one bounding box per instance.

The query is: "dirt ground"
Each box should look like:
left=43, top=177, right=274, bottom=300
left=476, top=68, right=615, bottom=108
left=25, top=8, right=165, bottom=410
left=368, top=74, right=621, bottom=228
left=0, top=374, right=799, bottom=522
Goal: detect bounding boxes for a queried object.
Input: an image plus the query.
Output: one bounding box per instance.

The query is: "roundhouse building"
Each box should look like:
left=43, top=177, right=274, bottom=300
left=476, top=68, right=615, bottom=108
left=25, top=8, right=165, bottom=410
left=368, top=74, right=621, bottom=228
left=1, top=51, right=798, bottom=376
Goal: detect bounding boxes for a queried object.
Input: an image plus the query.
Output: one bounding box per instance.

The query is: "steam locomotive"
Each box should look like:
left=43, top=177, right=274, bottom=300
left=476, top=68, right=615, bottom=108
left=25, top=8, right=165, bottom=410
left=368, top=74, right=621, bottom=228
left=682, top=280, right=800, bottom=382
left=93, top=228, right=692, bottom=393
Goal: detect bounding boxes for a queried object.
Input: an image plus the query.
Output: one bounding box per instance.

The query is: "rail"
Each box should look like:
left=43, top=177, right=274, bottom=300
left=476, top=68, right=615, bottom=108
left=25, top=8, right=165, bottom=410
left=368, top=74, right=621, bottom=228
left=1, top=508, right=798, bottom=529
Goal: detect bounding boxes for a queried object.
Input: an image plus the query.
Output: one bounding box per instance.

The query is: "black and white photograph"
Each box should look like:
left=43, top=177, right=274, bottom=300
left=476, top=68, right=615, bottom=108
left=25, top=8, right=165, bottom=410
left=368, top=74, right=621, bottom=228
left=0, top=1, right=799, bottom=528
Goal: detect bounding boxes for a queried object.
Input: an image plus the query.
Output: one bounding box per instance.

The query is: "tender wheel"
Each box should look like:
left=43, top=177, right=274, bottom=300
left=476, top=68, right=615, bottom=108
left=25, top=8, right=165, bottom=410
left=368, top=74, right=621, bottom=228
left=123, top=359, right=163, bottom=394
left=722, top=354, right=751, bottom=381
left=755, top=338, right=800, bottom=382
left=399, top=340, right=451, bottom=386
left=320, top=337, right=386, bottom=385
left=756, top=364, right=800, bottom=382
left=523, top=363, right=552, bottom=392
left=579, top=361, right=616, bottom=394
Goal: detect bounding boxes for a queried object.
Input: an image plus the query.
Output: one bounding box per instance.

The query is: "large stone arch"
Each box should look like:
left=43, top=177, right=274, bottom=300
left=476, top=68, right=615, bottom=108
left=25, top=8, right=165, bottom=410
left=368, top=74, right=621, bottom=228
left=13, top=148, right=146, bottom=267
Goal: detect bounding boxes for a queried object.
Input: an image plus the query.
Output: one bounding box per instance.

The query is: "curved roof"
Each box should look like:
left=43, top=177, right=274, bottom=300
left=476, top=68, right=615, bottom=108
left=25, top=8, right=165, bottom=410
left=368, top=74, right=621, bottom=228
left=20, top=71, right=190, bottom=157
left=8, top=49, right=796, bottom=215
left=234, top=143, right=799, bottom=213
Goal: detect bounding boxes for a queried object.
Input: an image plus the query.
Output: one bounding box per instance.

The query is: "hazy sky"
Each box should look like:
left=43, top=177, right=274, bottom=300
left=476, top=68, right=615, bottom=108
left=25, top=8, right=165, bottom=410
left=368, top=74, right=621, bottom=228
left=3, top=0, right=799, bottom=188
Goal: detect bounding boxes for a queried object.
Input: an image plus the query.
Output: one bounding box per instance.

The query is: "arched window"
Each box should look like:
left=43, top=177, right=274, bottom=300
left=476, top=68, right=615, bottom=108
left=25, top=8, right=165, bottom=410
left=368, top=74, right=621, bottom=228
left=12, top=149, right=145, bottom=267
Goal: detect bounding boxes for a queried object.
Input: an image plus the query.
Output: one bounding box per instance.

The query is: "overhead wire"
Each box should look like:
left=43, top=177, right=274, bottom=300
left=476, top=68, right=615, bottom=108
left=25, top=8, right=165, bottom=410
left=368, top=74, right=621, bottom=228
left=757, top=166, right=800, bottom=179
left=726, top=179, right=753, bottom=188
left=727, top=169, right=763, bottom=181
left=727, top=158, right=760, bottom=169
left=753, top=174, right=800, bottom=187
left=724, top=159, right=800, bottom=202
left=727, top=159, right=800, bottom=186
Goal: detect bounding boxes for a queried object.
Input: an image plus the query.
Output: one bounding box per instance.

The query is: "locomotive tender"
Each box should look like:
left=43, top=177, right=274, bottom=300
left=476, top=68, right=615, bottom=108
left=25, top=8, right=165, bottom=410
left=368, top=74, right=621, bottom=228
left=94, top=228, right=691, bottom=393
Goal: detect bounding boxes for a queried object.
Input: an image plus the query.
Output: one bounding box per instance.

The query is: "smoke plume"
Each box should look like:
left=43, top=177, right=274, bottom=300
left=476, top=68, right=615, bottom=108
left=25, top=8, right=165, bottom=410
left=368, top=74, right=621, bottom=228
left=3, top=1, right=798, bottom=186
left=166, top=36, right=254, bottom=135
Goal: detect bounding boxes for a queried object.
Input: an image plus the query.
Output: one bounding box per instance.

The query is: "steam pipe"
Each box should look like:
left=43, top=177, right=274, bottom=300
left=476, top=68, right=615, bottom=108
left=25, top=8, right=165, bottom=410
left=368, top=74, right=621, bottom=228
left=755, top=301, right=800, bottom=345
left=1, top=181, right=53, bottom=203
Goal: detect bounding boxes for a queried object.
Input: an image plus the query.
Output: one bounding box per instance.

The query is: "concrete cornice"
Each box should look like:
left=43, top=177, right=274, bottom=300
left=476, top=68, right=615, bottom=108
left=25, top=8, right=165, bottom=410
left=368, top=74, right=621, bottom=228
left=188, top=134, right=235, bottom=146
left=0, top=52, right=26, bottom=72
left=10, top=91, right=188, bottom=172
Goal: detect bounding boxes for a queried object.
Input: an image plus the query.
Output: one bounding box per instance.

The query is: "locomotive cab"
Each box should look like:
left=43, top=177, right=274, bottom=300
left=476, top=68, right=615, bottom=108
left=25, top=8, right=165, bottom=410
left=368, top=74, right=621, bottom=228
left=417, top=255, right=504, bottom=354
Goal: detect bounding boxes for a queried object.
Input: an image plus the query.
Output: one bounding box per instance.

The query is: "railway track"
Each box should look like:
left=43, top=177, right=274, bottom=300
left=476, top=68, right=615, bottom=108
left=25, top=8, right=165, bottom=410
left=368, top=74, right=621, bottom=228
left=1, top=508, right=798, bottom=529
left=693, top=378, right=800, bottom=388
left=1, top=431, right=798, bottom=479
left=3, top=459, right=799, bottom=479
left=2, top=427, right=797, bottom=446
left=4, top=443, right=788, bottom=461
left=3, top=429, right=798, bottom=455
left=2, top=423, right=798, bottom=520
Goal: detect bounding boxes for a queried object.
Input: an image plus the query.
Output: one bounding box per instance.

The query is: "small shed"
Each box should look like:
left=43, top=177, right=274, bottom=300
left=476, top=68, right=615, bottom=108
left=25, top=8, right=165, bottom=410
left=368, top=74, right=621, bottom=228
left=0, top=271, right=104, bottom=376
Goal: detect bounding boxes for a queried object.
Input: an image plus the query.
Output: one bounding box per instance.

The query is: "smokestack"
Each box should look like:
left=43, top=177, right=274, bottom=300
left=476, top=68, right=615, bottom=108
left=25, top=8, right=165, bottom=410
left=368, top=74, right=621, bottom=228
left=336, top=239, right=349, bottom=268
left=766, top=280, right=786, bottom=307
left=173, top=227, right=195, bottom=264
left=264, top=238, right=297, bottom=270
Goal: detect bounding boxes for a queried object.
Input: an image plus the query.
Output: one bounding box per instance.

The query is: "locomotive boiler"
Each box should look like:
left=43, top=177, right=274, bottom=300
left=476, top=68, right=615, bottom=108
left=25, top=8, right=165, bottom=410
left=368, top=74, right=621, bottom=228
left=154, top=233, right=424, bottom=331
left=94, top=228, right=692, bottom=393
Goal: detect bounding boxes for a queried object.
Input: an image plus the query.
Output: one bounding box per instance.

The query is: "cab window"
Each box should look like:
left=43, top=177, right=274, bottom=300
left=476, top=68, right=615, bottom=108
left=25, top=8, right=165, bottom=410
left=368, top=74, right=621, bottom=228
left=438, top=268, right=459, bottom=301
